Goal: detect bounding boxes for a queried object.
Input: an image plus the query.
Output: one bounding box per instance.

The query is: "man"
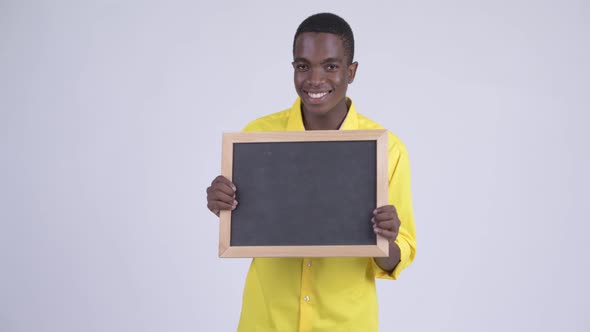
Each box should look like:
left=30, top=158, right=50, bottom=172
left=206, top=13, right=416, bottom=331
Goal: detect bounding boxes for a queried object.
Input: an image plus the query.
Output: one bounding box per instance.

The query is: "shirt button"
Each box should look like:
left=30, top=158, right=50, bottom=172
left=304, top=296, right=310, bottom=302
left=307, top=261, right=312, bottom=267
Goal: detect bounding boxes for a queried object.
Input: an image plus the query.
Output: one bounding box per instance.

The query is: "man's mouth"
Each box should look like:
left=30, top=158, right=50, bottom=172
left=305, top=90, right=332, bottom=100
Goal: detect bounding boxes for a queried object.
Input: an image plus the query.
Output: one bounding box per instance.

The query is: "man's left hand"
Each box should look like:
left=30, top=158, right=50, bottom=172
left=372, top=205, right=401, bottom=242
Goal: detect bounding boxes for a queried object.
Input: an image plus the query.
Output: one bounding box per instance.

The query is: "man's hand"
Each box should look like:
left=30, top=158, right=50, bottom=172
left=206, top=175, right=237, bottom=217
left=372, top=205, right=401, bottom=242
left=372, top=205, right=402, bottom=273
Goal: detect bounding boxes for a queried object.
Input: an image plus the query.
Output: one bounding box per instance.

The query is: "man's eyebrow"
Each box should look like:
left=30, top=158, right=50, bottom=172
left=292, top=57, right=344, bottom=63
left=321, top=57, right=344, bottom=64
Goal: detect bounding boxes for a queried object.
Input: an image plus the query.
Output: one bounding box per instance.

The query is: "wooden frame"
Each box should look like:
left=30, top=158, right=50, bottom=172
left=219, top=130, right=389, bottom=258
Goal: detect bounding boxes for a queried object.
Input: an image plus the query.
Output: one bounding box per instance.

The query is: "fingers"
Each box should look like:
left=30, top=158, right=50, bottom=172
left=373, top=211, right=396, bottom=222
left=212, top=175, right=236, bottom=193
left=206, top=185, right=235, bottom=204
left=207, top=198, right=235, bottom=211
left=371, top=217, right=400, bottom=233
left=373, top=219, right=396, bottom=230
left=373, top=205, right=398, bottom=222
left=206, top=175, right=238, bottom=216
left=211, top=181, right=235, bottom=198
left=372, top=205, right=400, bottom=240
left=373, top=205, right=396, bottom=216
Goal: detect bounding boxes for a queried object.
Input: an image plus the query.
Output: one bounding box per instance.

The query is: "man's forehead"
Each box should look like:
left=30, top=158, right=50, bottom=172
left=293, top=32, right=346, bottom=58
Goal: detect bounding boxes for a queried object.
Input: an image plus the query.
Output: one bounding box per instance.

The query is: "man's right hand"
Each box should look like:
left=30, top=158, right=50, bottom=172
left=206, top=175, right=237, bottom=217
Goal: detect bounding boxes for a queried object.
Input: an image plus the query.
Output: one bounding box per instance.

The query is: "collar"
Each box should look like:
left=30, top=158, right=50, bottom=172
left=286, top=97, right=359, bottom=131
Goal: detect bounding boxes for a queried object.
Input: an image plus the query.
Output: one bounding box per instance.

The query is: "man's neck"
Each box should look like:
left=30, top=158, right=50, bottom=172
left=301, top=99, right=350, bottom=130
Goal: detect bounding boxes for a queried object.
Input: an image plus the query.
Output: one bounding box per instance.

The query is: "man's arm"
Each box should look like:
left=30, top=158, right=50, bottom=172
left=371, top=134, right=417, bottom=278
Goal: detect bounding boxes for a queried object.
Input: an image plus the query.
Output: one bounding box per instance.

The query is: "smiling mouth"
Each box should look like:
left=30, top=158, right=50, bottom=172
left=305, top=90, right=332, bottom=100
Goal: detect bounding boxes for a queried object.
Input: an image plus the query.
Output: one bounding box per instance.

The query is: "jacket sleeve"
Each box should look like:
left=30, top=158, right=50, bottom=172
left=372, top=133, right=417, bottom=280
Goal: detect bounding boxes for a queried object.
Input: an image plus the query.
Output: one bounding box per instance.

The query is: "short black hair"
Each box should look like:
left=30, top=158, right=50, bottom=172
left=293, top=13, right=355, bottom=64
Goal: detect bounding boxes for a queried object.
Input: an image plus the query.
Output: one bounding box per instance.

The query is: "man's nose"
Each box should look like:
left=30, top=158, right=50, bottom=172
left=307, top=68, right=324, bottom=86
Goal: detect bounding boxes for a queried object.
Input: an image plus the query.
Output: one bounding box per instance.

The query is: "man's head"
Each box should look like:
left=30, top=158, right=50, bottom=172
left=293, top=13, right=355, bottom=64
left=292, top=13, right=358, bottom=118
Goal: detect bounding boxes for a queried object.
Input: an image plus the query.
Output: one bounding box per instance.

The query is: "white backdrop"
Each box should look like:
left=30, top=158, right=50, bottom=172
left=1, top=0, right=589, bottom=331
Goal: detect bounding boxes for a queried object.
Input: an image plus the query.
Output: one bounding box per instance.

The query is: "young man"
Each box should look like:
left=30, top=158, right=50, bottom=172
left=206, top=13, right=416, bottom=331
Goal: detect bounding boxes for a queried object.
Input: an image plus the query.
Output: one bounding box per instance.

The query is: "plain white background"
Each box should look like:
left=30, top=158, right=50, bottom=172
left=1, top=0, right=589, bottom=331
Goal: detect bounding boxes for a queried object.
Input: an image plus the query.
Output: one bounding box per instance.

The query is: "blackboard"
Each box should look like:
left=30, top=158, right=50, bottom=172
left=218, top=130, right=389, bottom=257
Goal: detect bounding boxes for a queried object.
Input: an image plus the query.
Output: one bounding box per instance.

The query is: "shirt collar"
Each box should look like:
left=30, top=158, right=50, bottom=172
left=285, top=97, right=359, bottom=131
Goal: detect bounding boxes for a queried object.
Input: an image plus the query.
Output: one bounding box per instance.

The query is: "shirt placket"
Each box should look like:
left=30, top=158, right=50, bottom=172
left=298, top=258, right=313, bottom=332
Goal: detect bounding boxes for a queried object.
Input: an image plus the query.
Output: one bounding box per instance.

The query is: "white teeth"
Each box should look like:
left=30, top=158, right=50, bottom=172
left=308, top=91, right=328, bottom=99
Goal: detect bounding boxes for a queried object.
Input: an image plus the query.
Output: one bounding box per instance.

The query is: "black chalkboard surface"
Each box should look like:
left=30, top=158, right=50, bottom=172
left=218, top=130, right=389, bottom=258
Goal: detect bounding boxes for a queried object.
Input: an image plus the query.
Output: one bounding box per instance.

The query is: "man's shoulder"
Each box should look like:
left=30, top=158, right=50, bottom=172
left=242, top=108, right=292, bottom=132
left=356, top=112, right=407, bottom=154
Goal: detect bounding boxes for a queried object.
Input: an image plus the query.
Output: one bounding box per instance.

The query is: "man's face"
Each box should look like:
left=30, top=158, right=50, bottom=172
left=292, top=32, right=357, bottom=115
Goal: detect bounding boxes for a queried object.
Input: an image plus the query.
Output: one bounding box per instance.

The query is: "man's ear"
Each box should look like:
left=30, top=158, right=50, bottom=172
left=348, top=61, right=359, bottom=84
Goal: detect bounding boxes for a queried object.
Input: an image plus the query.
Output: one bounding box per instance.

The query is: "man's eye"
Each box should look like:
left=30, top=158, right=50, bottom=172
left=326, top=64, right=339, bottom=71
left=295, top=64, right=308, bottom=71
